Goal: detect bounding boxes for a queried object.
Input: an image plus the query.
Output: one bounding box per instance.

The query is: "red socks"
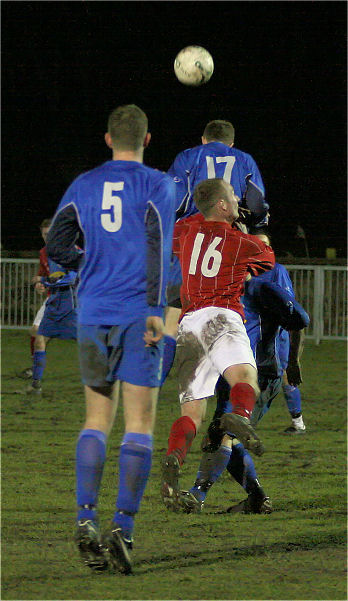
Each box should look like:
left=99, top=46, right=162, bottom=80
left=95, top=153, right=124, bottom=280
left=166, top=416, right=196, bottom=466
left=230, top=383, right=256, bottom=420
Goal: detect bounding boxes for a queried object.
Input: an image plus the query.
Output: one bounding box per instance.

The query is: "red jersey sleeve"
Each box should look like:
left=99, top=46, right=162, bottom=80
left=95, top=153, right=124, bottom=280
left=242, top=234, right=275, bottom=276
left=37, top=247, right=50, bottom=277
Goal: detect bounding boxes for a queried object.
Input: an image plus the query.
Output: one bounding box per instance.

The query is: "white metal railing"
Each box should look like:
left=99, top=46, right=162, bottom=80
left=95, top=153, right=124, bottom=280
left=1, top=259, right=347, bottom=343
left=1, top=259, right=42, bottom=329
left=286, top=265, right=347, bottom=344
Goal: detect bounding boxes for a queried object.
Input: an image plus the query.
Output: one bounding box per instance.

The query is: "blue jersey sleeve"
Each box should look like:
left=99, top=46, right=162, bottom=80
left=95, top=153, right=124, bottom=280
left=168, top=151, right=196, bottom=218
left=145, top=177, right=176, bottom=316
left=42, top=269, right=78, bottom=288
left=46, top=187, right=83, bottom=271
left=168, top=150, right=191, bottom=182
left=273, top=264, right=295, bottom=297
left=241, top=154, right=268, bottom=226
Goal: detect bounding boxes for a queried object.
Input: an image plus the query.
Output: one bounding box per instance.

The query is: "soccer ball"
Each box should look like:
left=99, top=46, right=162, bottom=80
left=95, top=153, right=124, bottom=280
left=174, top=46, right=214, bottom=86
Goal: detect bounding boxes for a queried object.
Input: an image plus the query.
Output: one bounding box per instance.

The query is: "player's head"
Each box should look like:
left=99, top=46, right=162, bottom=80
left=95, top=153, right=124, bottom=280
left=105, top=104, right=150, bottom=152
left=193, top=178, right=239, bottom=223
left=40, top=218, right=52, bottom=243
left=250, top=228, right=271, bottom=246
left=202, top=120, right=235, bottom=147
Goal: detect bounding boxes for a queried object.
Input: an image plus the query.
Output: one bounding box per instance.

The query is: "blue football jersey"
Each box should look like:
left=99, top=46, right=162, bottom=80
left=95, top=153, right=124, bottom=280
left=168, top=141, right=266, bottom=219
left=243, top=263, right=295, bottom=375
left=47, top=160, right=176, bottom=325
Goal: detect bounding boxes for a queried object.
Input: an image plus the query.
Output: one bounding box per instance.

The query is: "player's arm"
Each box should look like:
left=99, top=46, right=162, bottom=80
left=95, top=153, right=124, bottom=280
left=168, top=153, right=190, bottom=217
left=46, top=203, right=83, bottom=270
left=286, top=329, right=306, bottom=386
left=168, top=150, right=190, bottom=183
left=37, top=254, right=48, bottom=277
left=145, top=177, right=176, bottom=320
left=246, top=238, right=275, bottom=277
left=246, top=257, right=310, bottom=332
left=240, top=156, right=269, bottom=227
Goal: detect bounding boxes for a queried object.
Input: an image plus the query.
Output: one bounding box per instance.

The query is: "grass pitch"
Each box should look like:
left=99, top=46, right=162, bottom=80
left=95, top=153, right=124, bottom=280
left=1, top=330, right=347, bottom=600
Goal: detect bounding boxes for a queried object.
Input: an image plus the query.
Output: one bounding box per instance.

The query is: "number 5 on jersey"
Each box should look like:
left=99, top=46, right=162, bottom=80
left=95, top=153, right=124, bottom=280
left=101, top=182, right=124, bottom=232
left=189, top=233, right=223, bottom=277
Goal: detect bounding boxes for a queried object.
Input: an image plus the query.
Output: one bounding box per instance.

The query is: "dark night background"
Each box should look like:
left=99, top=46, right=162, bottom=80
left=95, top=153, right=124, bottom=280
left=2, top=1, right=347, bottom=258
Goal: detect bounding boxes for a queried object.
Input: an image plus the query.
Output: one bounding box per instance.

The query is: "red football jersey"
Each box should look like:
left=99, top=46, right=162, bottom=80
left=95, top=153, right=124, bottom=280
left=38, top=246, right=50, bottom=277
left=173, top=215, right=275, bottom=320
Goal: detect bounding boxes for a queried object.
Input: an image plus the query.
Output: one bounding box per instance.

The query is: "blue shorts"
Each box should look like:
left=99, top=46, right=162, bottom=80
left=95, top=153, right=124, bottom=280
left=78, top=318, right=164, bottom=387
left=38, top=290, right=77, bottom=340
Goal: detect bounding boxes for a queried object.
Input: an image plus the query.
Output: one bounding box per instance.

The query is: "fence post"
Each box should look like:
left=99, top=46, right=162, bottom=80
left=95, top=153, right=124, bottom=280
left=313, top=266, right=324, bottom=345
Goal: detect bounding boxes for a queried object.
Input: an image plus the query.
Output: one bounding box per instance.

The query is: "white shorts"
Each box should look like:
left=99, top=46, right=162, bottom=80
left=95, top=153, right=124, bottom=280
left=33, top=299, right=47, bottom=327
left=176, top=306, right=256, bottom=403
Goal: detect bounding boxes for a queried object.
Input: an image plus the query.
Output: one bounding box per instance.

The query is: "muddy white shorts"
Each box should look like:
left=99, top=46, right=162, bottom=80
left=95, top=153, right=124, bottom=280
left=176, top=306, right=256, bottom=403
left=33, top=299, right=47, bottom=327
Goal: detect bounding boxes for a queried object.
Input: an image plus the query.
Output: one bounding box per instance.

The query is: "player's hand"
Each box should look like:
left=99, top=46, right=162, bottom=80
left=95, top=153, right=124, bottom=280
left=143, top=316, right=165, bottom=347
left=236, top=206, right=251, bottom=224
left=286, top=361, right=302, bottom=386
left=31, top=275, right=41, bottom=284
left=34, top=282, right=46, bottom=294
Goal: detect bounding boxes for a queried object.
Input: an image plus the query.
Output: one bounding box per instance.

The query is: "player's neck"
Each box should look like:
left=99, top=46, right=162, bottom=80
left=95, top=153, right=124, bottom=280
left=112, top=149, right=144, bottom=163
left=205, top=216, right=234, bottom=225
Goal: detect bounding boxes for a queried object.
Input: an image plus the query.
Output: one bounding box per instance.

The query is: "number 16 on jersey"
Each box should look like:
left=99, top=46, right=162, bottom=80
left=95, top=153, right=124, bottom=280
left=189, top=233, right=223, bottom=277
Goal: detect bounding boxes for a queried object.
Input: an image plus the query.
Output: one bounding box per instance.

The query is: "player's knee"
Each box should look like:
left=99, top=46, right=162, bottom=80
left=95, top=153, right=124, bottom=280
left=181, top=403, right=204, bottom=432
left=30, top=325, right=38, bottom=337
left=226, top=364, right=258, bottom=391
left=34, top=335, right=46, bottom=351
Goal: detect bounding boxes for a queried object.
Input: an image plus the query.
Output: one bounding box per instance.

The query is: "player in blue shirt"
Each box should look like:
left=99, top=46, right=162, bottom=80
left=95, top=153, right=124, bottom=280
left=169, top=119, right=268, bottom=223
left=25, top=256, right=78, bottom=396
left=162, top=119, right=269, bottom=385
left=244, top=232, right=308, bottom=434
left=46, top=105, right=176, bottom=575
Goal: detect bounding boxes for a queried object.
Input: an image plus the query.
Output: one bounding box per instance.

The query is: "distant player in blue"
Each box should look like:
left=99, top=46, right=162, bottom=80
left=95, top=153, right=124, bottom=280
left=46, top=105, right=176, bottom=575
left=25, top=255, right=77, bottom=396
left=162, top=119, right=269, bottom=385
left=245, top=232, right=308, bottom=434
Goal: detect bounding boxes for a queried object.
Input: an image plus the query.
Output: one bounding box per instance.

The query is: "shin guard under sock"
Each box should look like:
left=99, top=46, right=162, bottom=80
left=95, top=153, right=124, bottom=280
left=166, top=416, right=196, bottom=465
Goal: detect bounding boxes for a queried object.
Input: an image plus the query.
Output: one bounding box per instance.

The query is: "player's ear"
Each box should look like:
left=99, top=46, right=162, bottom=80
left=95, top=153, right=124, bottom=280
left=144, top=132, right=151, bottom=148
left=202, top=136, right=207, bottom=145
left=105, top=132, right=113, bottom=149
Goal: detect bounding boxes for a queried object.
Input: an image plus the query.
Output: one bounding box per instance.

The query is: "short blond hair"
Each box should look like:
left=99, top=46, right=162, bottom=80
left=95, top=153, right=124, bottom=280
left=107, top=104, right=148, bottom=151
left=203, top=120, right=235, bottom=145
left=193, top=178, right=231, bottom=217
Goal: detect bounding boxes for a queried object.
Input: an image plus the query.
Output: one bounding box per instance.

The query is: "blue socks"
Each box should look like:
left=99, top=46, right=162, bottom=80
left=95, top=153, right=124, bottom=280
left=113, top=432, right=153, bottom=539
left=160, top=335, right=177, bottom=386
left=32, top=350, right=46, bottom=382
left=190, top=445, right=232, bottom=503
left=76, top=430, right=153, bottom=539
left=282, top=384, right=302, bottom=416
left=214, top=376, right=232, bottom=418
left=227, top=442, right=258, bottom=492
left=76, top=429, right=107, bottom=521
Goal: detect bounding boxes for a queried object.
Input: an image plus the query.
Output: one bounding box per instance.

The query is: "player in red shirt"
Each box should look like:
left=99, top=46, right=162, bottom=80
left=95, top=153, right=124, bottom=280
left=18, top=219, right=51, bottom=379
left=161, top=178, right=275, bottom=511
